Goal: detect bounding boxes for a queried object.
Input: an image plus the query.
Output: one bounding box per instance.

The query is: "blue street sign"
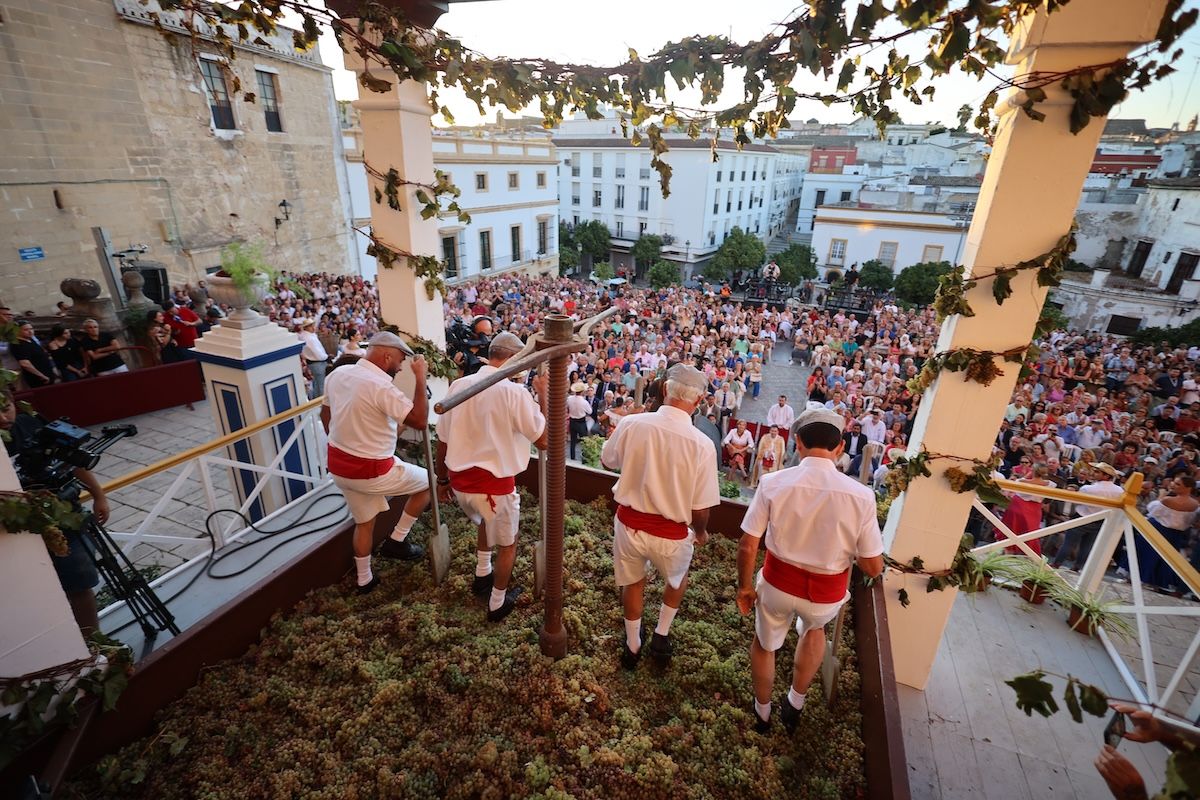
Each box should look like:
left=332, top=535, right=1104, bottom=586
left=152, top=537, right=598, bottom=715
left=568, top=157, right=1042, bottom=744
left=18, top=247, right=44, bottom=262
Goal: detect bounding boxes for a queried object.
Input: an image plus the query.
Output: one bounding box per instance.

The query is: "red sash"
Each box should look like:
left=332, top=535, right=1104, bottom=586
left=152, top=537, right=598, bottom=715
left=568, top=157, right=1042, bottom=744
left=616, top=504, right=688, bottom=540
left=449, top=466, right=516, bottom=496
left=327, top=444, right=395, bottom=479
left=762, top=551, right=849, bottom=603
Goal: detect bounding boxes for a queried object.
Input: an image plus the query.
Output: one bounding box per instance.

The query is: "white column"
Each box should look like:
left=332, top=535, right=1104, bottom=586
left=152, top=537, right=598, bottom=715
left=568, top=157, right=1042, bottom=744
left=884, top=0, right=1169, bottom=690
left=0, top=449, right=89, bottom=677
left=193, top=312, right=322, bottom=523
left=342, top=50, right=449, bottom=404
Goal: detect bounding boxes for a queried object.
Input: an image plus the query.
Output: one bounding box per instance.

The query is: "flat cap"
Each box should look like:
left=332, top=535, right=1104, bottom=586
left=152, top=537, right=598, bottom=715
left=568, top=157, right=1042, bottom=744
left=488, top=331, right=524, bottom=356
left=367, top=331, right=415, bottom=356
left=665, top=363, right=708, bottom=392
left=794, top=407, right=846, bottom=434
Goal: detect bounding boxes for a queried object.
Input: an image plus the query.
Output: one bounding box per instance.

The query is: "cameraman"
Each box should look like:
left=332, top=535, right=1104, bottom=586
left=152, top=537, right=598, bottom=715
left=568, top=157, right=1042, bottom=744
left=1, top=396, right=107, bottom=636
left=448, top=315, right=494, bottom=377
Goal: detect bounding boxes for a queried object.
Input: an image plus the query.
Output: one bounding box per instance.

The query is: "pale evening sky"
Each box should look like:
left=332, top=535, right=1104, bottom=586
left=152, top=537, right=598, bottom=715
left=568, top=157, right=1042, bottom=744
left=316, top=0, right=1200, bottom=131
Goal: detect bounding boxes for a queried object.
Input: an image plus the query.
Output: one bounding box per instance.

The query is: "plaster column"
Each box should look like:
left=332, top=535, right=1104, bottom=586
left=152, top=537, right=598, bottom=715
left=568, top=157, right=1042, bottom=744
left=193, top=312, right=321, bottom=525
left=341, top=47, right=449, bottom=405
left=884, top=0, right=1169, bottom=690
left=0, top=449, right=89, bottom=677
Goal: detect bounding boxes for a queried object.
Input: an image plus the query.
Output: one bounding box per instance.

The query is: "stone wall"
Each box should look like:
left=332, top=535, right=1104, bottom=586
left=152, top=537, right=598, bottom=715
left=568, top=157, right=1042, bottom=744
left=0, top=0, right=352, bottom=314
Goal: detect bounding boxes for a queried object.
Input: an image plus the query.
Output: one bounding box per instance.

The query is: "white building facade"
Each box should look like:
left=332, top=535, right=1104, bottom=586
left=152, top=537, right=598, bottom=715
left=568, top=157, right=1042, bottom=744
left=341, top=116, right=558, bottom=281
left=553, top=112, right=803, bottom=275
left=810, top=206, right=969, bottom=278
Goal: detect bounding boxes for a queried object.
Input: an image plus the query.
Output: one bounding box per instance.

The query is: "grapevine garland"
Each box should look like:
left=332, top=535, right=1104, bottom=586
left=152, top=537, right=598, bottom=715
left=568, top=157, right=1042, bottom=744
left=356, top=227, right=447, bottom=301
left=378, top=325, right=458, bottom=381
left=906, top=344, right=1030, bottom=394
left=0, top=633, right=134, bottom=771
left=364, top=161, right=470, bottom=225
left=873, top=533, right=999, bottom=607
left=883, top=448, right=1008, bottom=507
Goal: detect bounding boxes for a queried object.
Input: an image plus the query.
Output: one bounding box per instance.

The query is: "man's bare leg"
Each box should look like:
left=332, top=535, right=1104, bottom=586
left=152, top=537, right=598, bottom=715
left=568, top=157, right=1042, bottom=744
left=621, top=577, right=646, bottom=657
left=351, top=518, right=377, bottom=590
left=791, top=627, right=826, bottom=697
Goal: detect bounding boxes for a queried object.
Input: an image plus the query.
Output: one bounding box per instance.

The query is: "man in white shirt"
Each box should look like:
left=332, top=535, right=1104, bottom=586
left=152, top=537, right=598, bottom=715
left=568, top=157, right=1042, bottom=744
left=766, top=395, right=796, bottom=431
left=299, top=320, right=329, bottom=399
left=1051, top=462, right=1125, bottom=572
left=436, top=333, right=548, bottom=622
left=321, top=332, right=431, bottom=594
left=567, top=381, right=592, bottom=461
left=1075, top=419, right=1107, bottom=451
left=858, top=409, right=886, bottom=444
left=737, top=408, right=884, bottom=733
left=602, top=364, right=720, bottom=670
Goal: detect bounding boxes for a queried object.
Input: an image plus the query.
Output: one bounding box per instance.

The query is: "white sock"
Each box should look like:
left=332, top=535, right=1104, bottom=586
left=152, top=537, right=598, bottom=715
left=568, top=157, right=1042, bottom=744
left=391, top=512, right=418, bottom=542
left=787, top=687, right=807, bottom=710
left=476, top=550, right=493, bottom=577
left=624, top=618, right=642, bottom=653
left=655, top=604, right=678, bottom=636
left=354, top=555, right=372, bottom=586
left=489, top=586, right=507, bottom=612
left=754, top=700, right=772, bottom=722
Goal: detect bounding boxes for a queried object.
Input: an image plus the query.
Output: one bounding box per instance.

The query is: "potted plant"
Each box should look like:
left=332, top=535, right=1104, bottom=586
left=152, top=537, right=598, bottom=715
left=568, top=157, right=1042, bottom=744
left=207, top=241, right=284, bottom=319
left=957, top=550, right=1021, bottom=593
left=1010, top=559, right=1065, bottom=605
left=1051, top=585, right=1136, bottom=639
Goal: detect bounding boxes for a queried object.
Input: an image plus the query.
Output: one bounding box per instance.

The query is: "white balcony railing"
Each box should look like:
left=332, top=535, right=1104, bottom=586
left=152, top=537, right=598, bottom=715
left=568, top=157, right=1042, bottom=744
left=969, top=474, right=1200, bottom=734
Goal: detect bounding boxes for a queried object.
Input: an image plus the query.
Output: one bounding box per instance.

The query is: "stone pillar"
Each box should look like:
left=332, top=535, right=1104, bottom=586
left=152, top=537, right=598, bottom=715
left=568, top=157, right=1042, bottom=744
left=0, top=448, right=89, bottom=677
left=340, top=45, right=449, bottom=405
left=192, top=309, right=321, bottom=527
left=884, top=0, right=1169, bottom=690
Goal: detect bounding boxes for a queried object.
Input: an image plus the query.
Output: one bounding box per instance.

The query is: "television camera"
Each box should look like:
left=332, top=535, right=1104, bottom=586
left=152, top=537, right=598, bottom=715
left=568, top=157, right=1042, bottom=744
left=13, top=417, right=179, bottom=639
left=445, top=315, right=493, bottom=376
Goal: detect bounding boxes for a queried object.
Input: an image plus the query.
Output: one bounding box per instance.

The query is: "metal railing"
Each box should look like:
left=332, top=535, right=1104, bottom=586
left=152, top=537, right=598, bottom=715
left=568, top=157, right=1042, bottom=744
left=969, top=473, right=1200, bottom=731
left=92, top=399, right=333, bottom=623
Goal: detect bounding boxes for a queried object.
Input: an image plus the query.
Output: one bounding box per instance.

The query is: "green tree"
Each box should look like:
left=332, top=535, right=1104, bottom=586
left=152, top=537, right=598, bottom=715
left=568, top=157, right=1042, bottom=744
left=593, top=262, right=614, bottom=282
left=631, top=234, right=663, bottom=280
left=858, top=259, right=895, bottom=292
left=575, top=220, right=611, bottom=272
left=774, top=243, right=817, bottom=286
left=705, top=227, right=766, bottom=282
left=558, top=221, right=580, bottom=276
left=646, top=260, right=680, bottom=289
left=894, top=261, right=953, bottom=306
left=1130, top=317, right=1200, bottom=348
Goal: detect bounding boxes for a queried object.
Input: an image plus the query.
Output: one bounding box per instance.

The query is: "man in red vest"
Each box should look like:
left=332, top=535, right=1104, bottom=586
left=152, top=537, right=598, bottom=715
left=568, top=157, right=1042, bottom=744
left=602, top=363, right=720, bottom=670
left=321, top=332, right=430, bottom=594
left=436, top=332, right=548, bottom=621
left=737, top=408, right=885, bottom=733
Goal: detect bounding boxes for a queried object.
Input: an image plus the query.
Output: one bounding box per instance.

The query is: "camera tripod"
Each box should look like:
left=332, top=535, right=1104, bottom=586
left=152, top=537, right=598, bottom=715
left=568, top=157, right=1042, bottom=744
left=83, top=513, right=179, bottom=639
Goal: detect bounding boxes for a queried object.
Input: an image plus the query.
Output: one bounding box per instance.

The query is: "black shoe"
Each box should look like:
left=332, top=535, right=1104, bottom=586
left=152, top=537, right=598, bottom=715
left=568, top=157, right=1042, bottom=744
left=753, top=706, right=772, bottom=734
left=486, top=586, right=524, bottom=622
left=620, top=626, right=646, bottom=671
left=378, top=538, right=425, bottom=561
left=472, top=572, right=495, bottom=599
left=355, top=574, right=380, bottom=595
left=780, top=695, right=803, bottom=734
left=648, top=632, right=673, bottom=665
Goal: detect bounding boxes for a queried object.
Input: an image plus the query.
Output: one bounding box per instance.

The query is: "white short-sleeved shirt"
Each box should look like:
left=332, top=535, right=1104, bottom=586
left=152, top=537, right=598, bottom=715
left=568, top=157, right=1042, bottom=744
left=741, top=457, right=884, bottom=574
left=438, top=365, right=546, bottom=479
left=766, top=403, right=795, bottom=430
left=601, top=405, right=720, bottom=525
left=322, top=360, right=415, bottom=459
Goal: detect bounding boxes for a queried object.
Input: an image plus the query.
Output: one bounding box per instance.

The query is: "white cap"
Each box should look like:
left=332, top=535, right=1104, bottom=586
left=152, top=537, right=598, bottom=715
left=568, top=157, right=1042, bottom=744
left=665, top=363, right=708, bottom=392
left=488, top=331, right=524, bottom=357
left=367, top=331, right=415, bottom=356
left=794, top=407, right=846, bottom=434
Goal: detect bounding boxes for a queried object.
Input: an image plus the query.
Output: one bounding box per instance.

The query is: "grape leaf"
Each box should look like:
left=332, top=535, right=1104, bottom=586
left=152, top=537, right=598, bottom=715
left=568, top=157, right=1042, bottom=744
left=1077, top=682, right=1108, bottom=717
left=1006, top=671, right=1059, bottom=717
left=1064, top=679, right=1082, bottom=723
left=898, top=588, right=911, bottom=608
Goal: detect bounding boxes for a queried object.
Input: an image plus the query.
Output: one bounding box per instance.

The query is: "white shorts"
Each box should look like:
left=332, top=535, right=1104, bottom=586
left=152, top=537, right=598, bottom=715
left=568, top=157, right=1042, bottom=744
left=331, top=458, right=428, bottom=524
left=612, top=517, right=694, bottom=590
left=453, top=489, right=520, bottom=548
left=753, top=570, right=846, bottom=652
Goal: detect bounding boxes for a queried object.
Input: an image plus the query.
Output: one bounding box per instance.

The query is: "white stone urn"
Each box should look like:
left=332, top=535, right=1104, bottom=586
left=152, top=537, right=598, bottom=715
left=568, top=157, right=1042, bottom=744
left=206, top=273, right=271, bottom=329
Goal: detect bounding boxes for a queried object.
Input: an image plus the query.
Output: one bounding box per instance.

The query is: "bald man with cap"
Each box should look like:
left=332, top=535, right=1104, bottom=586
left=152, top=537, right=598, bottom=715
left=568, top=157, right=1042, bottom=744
left=321, top=331, right=431, bottom=594
left=601, top=363, right=720, bottom=670
left=436, top=332, right=549, bottom=621
left=736, top=408, right=884, bottom=733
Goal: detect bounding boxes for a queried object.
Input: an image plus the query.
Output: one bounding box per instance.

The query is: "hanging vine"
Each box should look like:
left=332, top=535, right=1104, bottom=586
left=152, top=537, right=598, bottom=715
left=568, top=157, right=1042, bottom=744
left=883, top=448, right=1008, bottom=507
left=356, top=227, right=447, bottom=301
left=377, top=323, right=458, bottom=381
left=363, top=161, right=470, bottom=224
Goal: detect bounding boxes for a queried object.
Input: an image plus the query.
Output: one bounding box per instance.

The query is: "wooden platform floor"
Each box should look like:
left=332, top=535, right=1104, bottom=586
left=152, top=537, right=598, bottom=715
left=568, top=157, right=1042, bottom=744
left=900, top=588, right=1170, bottom=799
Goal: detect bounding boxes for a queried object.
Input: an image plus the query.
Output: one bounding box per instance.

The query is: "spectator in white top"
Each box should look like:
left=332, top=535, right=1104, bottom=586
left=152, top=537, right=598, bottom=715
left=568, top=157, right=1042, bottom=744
left=1051, top=462, right=1125, bottom=572
left=1036, top=426, right=1065, bottom=461
left=436, top=332, right=549, bottom=622
left=766, top=395, right=795, bottom=431
left=321, top=332, right=431, bottom=594
left=567, top=381, right=592, bottom=461
left=1075, top=419, right=1107, bottom=451
left=723, top=419, right=756, bottom=481
left=858, top=409, right=887, bottom=444
left=299, top=320, right=329, bottom=399
left=737, top=408, right=885, bottom=733
left=601, top=363, right=720, bottom=671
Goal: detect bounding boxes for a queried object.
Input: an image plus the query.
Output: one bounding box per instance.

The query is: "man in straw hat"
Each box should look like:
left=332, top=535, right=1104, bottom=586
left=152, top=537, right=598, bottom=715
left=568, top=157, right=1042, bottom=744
left=321, top=331, right=431, bottom=594
left=602, top=363, right=720, bottom=670
left=1051, top=460, right=1124, bottom=572
left=436, top=332, right=549, bottom=622
left=567, top=379, right=592, bottom=461
left=736, top=408, right=884, bottom=733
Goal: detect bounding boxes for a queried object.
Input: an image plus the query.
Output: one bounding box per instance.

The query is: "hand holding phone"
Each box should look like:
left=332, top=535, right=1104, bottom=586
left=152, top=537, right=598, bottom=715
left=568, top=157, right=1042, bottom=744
left=1104, top=711, right=1127, bottom=749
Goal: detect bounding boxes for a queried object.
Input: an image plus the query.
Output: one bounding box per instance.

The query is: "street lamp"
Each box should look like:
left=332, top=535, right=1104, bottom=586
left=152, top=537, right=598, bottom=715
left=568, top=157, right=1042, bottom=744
left=275, top=199, right=291, bottom=229
left=684, top=239, right=691, bottom=280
